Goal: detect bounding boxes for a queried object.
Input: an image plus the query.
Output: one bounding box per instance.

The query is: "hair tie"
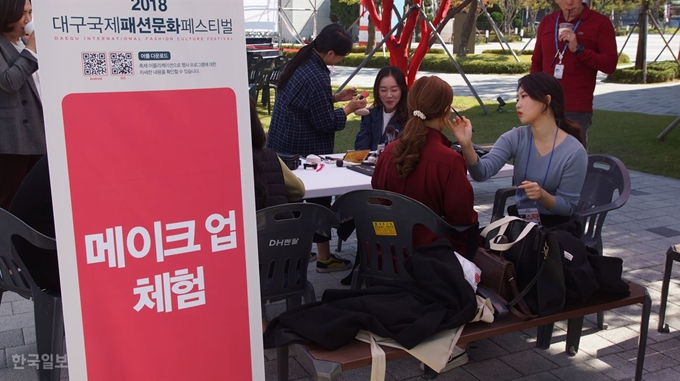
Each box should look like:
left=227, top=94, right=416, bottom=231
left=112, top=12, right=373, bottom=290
left=413, top=110, right=426, bottom=120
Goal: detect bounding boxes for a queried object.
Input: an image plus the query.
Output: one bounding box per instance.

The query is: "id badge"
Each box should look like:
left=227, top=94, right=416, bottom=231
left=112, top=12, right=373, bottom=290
left=517, top=208, right=541, bottom=224
left=554, top=64, right=564, bottom=79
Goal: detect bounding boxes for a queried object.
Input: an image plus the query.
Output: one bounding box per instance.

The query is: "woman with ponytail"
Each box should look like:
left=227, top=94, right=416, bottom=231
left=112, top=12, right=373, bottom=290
left=452, top=71, right=587, bottom=227
left=267, top=23, right=366, bottom=156
left=371, top=76, right=478, bottom=257
left=267, top=23, right=365, bottom=273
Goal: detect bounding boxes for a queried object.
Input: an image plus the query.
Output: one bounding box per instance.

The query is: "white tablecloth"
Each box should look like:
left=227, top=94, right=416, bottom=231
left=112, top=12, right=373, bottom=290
left=294, top=154, right=514, bottom=199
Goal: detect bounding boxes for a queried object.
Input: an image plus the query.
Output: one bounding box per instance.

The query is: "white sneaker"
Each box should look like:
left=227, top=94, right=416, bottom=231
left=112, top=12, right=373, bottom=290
left=420, top=346, right=469, bottom=373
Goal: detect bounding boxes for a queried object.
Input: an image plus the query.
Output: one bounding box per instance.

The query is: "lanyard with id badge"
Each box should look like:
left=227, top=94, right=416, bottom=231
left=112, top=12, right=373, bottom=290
left=552, top=18, right=581, bottom=79
left=517, top=128, right=558, bottom=224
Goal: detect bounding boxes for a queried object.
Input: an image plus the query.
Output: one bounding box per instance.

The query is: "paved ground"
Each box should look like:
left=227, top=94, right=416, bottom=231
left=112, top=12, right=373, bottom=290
left=2, top=40, right=679, bottom=380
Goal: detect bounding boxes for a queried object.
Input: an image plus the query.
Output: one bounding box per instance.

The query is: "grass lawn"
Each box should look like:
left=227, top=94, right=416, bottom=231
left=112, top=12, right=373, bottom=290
left=256, top=95, right=680, bottom=179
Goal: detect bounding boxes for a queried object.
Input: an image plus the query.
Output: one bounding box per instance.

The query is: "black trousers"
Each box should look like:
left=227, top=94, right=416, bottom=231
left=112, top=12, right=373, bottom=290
left=306, top=196, right=333, bottom=243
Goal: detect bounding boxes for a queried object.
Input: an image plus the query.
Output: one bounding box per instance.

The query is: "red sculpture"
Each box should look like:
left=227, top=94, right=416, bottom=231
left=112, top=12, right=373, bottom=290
left=362, top=0, right=451, bottom=86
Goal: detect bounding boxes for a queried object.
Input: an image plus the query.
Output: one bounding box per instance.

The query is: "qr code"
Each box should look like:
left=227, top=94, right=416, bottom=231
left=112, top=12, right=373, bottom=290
left=82, top=52, right=107, bottom=76
left=110, top=52, right=134, bottom=75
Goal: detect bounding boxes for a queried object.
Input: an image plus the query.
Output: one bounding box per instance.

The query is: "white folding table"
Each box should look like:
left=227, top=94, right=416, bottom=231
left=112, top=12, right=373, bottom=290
left=294, top=155, right=514, bottom=199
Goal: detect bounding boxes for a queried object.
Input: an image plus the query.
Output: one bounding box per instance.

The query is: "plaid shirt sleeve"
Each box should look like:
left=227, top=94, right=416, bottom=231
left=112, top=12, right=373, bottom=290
left=266, top=54, right=347, bottom=155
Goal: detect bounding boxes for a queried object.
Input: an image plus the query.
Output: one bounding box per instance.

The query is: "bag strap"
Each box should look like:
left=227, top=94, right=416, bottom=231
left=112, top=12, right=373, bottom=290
left=368, top=333, right=386, bottom=381
left=480, top=216, right=523, bottom=238
left=507, top=276, right=536, bottom=319
left=488, top=222, right=537, bottom=251
left=506, top=242, right=550, bottom=314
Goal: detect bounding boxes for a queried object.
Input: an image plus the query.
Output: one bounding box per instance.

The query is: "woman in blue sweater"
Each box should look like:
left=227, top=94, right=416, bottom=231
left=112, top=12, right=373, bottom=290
left=354, top=66, right=409, bottom=151
left=451, top=72, right=587, bottom=227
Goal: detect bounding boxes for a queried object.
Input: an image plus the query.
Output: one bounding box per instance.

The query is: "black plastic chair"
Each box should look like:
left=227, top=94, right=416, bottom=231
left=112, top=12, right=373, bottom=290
left=248, top=57, right=276, bottom=104
left=0, top=208, right=63, bottom=381
left=572, top=154, right=631, bottom=260
left=489, top=154, right=631, bottom=348
left=263, top=61, right=288, bottom=114
left=332, top=189, right=476, bottom=289
left=257, top=203, right=339, bottom=381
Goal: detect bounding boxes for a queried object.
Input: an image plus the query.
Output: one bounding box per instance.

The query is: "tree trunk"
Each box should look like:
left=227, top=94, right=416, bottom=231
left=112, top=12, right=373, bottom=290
left=529, top=9, right=537, bottom=34
left=366, top=18, right=376, bottom=54
left=457, top=1, right=478, bottom=56
left=635, top=0, right=648, bottom=83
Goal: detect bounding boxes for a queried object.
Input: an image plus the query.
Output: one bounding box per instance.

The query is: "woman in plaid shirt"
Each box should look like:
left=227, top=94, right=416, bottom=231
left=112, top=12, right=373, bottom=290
left=267, top=24, right=366, bottom=272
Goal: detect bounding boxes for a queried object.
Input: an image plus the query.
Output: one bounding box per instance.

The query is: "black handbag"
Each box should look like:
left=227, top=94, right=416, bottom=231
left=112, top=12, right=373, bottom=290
left=480, top=216, right=565, bottom=316
left=277, top=153, right=300, bottom=170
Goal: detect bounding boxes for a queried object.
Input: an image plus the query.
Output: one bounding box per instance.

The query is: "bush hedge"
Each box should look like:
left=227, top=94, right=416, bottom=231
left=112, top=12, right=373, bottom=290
left=285, top=47, right=632, bottom=77
left=606, top=60, right=679, bottom=84
left=337, top=52, right=531, bottom=74
left=483, top=49, right=533, bottom=55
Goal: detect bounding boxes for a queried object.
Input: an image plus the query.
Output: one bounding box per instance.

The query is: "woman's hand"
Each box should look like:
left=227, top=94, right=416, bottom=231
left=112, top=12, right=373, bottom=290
left=518, top=181, right=544, bottom=201
left=343, top=95, right=367, bottom=115
left=26, top=32, right=37, bottom=53
left=334, top=87, right=357, bottom=102
left=448, top=116, right=473, bottom=146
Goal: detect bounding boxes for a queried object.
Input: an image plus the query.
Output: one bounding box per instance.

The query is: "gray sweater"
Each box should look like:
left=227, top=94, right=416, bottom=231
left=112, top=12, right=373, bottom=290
left=468, top=126, right=587, bottom=216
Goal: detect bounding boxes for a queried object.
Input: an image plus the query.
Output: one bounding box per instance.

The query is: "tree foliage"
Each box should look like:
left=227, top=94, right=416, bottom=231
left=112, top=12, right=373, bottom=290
left=330, top=0, right=361, bottom=28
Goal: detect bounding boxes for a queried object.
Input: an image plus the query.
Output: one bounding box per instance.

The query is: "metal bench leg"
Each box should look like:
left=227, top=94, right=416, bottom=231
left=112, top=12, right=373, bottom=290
left=277, top=346, right=289, bottom=381
left=658, top=246, right=679, bottom=332
left=565, top=317, right=584, bottom=356
left=596, top=311, right=605, bottom=330
left=536, top=323, right=554, bottom=349
left=635, top=291, right=652, bottom=381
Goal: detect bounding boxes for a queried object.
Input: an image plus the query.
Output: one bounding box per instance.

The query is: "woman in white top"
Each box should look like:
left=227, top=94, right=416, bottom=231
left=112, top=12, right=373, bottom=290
left=0, top=0, right=44, bottom=210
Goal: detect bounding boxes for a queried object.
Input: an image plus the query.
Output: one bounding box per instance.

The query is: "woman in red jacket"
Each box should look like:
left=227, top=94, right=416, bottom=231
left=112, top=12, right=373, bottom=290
left=371, top=76, right=478, bottom=257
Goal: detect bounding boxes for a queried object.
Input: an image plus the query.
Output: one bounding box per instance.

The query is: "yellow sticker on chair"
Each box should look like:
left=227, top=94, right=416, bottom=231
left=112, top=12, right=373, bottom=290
left=372, top=221, right=397, bottom=236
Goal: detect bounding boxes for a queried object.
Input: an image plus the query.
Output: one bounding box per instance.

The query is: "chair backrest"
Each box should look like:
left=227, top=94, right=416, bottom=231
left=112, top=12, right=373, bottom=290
left=0, top=208, right=56, bottom=297
left=247, top=53, right=263, bottom=68
left=332, top=189, right=465, bottom=286
left=248, top=57, right=275, bottom=85
left=275, top=55, right=289, bottom=67
left=574, top=154, right=631, bottom=252
left=266, top=62, right=288, bottom=89
left=257, top=203, right=338, bottom=301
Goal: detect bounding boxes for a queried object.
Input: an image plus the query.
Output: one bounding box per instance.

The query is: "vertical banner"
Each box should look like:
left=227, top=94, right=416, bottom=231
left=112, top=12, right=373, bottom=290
left=34, top=0, right=264, bottom=380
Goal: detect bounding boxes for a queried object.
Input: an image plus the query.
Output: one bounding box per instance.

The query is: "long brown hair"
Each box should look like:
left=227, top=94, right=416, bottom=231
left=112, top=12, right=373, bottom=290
left=393, top=76, right=453, bottom=178
left=517, top=72, right=583, bottom=145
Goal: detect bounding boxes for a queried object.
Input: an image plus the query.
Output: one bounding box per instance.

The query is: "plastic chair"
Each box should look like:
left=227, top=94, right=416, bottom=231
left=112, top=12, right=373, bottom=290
left=257, top=203, right=339, bottom=381
left=247, top=57, right=275, bottom=101
left=489, top=154, right=631, bottom=347
left=572, top=154, right=631, bottom=259
left=248, top=57, right=276, bottom=104
left=0, top=208, right=63, bottom=381
left=332, top=189, right=476, bottom=289
left=263, top=61, right=288, bottom=114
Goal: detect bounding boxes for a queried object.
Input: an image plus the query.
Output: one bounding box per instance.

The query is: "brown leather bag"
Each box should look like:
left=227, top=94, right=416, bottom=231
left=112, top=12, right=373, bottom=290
left=473, top=247, right=534, bottom=319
